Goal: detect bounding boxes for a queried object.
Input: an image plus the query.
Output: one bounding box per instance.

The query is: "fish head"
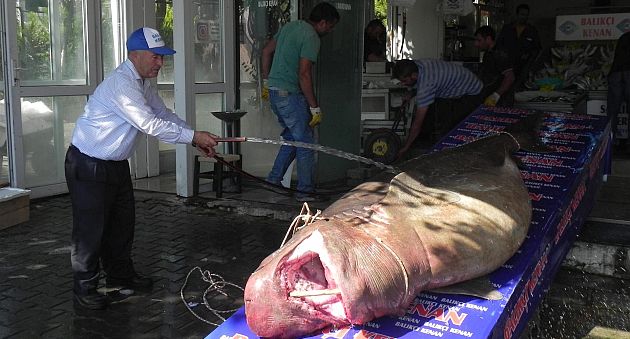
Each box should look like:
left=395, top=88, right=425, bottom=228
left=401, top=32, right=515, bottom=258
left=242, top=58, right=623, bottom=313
left=244, top=222, right=349, bottom=338
left=244, top=219, right=414, bottom=338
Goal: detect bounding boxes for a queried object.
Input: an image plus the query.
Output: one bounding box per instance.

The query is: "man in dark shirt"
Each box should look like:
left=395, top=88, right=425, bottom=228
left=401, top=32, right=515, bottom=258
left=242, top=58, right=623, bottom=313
left=496, top=4, right=541, bottom=87
left=607, top=31, right=630, bottom=153
left=474, top=25, right=516, bottom=107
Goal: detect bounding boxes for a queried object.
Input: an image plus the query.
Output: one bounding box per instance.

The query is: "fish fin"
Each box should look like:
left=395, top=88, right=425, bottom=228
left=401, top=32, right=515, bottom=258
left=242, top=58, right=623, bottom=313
left=428, top=276, right=503, bottom=300
left=504, top=111, right=553, bottom=153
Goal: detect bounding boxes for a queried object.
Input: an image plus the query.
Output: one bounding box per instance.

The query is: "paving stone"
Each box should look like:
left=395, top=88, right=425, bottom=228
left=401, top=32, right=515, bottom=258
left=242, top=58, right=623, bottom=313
left=0, top=297, right=36, bottom=312
left=0, top=324, right=9, bottom=338
left=40, top=323, right=73, bottom=339
left=0, top=311, right=15, bottom=326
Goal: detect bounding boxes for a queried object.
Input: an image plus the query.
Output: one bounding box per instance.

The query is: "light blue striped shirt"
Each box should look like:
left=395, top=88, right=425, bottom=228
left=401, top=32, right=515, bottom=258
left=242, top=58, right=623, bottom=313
left=414, top=59, right=482, bottom=108
left=71, top=59, right=194, bottom=161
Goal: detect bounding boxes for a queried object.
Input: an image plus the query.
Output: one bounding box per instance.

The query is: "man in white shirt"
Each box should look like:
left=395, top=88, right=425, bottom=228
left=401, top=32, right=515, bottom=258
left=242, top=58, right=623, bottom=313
left=65, top=27, right=218, bottom=310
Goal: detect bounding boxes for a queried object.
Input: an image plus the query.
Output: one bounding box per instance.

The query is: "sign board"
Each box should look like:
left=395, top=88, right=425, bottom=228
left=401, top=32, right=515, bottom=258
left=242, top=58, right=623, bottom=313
left=556, top=13, right=630, bottom=41
left=196, top=20, right=210, bottom=42
left=257, top=0, right=279, bottom=7
left=196, top=20, right=221, bottom=43
left=587, top=99, right=628, bottom=139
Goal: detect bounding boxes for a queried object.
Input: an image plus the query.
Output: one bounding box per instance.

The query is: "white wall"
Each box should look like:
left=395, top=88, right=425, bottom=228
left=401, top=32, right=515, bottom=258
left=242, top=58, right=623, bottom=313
left=391, top=0, right=444, bottom=60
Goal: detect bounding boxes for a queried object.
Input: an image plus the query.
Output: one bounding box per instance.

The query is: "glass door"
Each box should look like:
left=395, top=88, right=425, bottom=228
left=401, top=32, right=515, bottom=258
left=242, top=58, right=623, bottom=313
left=237, top=0, right=297, bottom=177
left=136, top=0, right=233, bottom=180
left=304, top=0, right=365, bottom=181
left=3, top=0, right=97, bottom=198
left=191, top=0, right=229, bottom=149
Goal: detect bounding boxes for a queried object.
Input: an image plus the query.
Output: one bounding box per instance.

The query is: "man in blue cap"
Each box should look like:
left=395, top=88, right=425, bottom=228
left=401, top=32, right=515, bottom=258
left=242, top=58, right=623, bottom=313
left=65, top=27, right=218, bottom=310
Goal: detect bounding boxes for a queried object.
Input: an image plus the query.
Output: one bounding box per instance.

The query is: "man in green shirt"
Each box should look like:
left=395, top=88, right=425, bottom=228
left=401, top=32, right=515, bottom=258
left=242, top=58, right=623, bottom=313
left=261, top=2, right=339, bottom=202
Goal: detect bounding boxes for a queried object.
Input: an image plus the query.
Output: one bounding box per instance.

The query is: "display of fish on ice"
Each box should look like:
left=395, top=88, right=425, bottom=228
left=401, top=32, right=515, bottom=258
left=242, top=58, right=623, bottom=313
left=244, top=113, right=547, bottom=338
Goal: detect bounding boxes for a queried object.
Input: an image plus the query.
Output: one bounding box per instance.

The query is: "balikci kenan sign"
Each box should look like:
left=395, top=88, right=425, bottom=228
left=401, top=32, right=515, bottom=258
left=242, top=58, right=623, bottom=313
left=556, top=13, right=630, bottom=40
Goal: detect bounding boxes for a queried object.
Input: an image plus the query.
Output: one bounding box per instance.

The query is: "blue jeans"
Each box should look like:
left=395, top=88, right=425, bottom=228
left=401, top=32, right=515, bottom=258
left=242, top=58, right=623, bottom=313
left=266, top=89, right=315, bottom=193
left=607, top=70, right=630, bottom=141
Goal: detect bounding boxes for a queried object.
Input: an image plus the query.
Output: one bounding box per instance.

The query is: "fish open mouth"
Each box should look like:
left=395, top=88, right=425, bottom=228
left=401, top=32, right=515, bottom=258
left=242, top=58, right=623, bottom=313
left=279, top=230, right=347, bottom=321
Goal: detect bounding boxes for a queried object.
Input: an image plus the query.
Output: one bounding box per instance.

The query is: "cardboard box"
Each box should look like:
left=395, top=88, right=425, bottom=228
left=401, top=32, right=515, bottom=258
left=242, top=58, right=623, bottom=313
left=0, top=188, right=31, bottom=231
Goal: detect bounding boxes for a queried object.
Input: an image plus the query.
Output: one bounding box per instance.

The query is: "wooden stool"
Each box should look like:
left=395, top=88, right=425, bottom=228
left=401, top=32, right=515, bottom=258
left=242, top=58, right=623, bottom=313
left=193, top=153, right=242, bottom=198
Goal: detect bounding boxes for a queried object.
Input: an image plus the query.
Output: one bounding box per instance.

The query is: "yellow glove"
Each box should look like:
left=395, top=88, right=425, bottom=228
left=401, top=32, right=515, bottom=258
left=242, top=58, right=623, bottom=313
left=484, top=92, right=501, bottom=107
left=309, top=106, right=322, bottom=127
left=261, top=79, right=269, bottom=101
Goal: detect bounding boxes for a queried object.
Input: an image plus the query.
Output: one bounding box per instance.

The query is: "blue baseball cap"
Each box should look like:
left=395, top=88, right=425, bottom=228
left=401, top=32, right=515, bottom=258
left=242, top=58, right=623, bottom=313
left=126, top=27, right=176, bottom=55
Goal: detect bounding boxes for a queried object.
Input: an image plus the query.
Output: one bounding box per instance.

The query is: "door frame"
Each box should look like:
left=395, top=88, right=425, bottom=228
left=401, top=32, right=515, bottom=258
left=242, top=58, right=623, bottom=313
left=0, top=0, right=12, bottom=186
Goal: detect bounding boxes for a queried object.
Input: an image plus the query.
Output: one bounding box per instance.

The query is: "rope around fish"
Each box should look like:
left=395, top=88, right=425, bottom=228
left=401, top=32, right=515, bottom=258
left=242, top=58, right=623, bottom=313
left=280, top=202, right=324, bottom=248
left=181, top=204, right=325, bottom=324
left=180, top=266, right=244, bottom=326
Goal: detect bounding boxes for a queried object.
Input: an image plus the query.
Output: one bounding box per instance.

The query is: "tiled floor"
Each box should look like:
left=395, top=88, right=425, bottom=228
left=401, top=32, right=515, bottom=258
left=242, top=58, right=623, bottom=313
left=0, top=189, right=297, bottom=338
left=1, top=168, right=349, bottom=339
left=133, top=173, right=342, bottom=210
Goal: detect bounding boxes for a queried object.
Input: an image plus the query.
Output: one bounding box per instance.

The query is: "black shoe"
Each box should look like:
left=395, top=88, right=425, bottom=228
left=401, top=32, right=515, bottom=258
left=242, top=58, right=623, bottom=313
left=295, top=193, right=329, bottom=202
left=107, top=274, right=153, bottom=290
left=73, top=292, right=108, bottom=310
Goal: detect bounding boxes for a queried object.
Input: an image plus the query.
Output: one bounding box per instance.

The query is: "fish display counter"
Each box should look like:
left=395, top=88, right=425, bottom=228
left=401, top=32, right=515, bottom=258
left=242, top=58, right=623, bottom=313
left=514, top=90, right=587, bottom=115
left=206, top=106, right=611, bottom=339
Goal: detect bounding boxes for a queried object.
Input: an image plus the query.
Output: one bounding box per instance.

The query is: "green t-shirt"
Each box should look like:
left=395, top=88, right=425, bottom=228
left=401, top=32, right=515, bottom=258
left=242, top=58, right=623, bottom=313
left=268, top=20, right=320, bottom=93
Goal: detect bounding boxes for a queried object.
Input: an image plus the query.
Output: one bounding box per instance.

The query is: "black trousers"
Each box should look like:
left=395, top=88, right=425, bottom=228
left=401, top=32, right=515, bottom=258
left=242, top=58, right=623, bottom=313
left=65, top=145, right=136, bottom=294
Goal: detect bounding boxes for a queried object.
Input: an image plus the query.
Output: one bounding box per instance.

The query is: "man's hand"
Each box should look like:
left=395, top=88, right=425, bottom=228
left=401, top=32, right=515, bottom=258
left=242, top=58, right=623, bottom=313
left=261, top=79, right=269, bottom=101
left=193, top=131, right=218, bottom=157
left=309, top=106, right=322, bottom=127
left=484, top=92, right=501, bottom=107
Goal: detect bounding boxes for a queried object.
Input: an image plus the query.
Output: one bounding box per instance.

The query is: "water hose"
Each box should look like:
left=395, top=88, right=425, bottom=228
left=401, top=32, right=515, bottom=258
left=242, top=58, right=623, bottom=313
left=211, top=138, right=400, bottom=197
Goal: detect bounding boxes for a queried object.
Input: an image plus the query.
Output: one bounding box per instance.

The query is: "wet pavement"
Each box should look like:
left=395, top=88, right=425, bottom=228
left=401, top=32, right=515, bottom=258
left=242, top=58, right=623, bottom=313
left=0, top=189, right=294, bottom=338
left=1, top=175, right=629, bottom=338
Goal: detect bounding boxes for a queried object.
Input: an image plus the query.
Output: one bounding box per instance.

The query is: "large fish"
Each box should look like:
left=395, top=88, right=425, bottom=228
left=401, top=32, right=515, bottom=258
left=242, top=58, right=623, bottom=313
left=244, top=114, right=544, bottom=338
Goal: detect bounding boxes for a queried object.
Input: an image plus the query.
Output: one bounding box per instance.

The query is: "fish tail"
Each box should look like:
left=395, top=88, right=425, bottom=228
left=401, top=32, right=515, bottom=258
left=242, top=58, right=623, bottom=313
left=504, top=111, right=551, bottom=153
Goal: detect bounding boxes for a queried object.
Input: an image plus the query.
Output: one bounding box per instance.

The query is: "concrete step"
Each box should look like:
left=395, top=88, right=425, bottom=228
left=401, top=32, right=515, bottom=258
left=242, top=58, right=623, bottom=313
left=530, top=268, right=630, bottom=339
left=563, top=241, right=629, bottom=278
left=579, top=219, right=630, bottom=247
left=597, top=175, right=630, bottom=204
left=610, top=158, right=630, bottom=177
left=563, top=174, right=630, bottom=278
left=581, top=175, right=630, bottom=246
left=584, top=326, right=630, bottom=339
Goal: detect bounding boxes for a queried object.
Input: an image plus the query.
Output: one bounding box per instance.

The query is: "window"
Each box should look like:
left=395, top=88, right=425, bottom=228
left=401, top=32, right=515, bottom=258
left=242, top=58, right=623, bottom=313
left=17, top=0, right=87, bottom=85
